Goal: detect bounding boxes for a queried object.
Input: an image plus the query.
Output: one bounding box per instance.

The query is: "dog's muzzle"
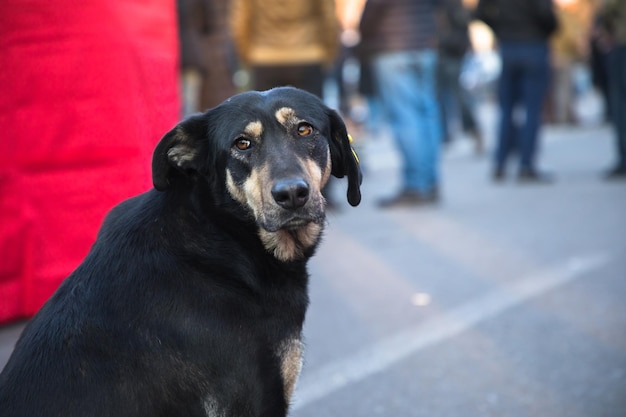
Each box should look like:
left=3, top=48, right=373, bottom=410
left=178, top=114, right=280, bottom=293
left=257, top=177, right=325, bottom=233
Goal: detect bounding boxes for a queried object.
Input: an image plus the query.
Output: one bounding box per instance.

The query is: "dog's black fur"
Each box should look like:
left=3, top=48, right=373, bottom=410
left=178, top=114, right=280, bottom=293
left=0, top=87, right=361, bottom=417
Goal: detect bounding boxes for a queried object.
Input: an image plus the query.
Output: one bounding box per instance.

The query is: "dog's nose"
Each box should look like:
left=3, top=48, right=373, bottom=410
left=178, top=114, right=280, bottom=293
left=272, top=179, right=310, bottom=210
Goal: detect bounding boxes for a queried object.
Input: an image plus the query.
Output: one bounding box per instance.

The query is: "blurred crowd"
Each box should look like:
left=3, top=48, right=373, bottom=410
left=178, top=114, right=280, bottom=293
left=1, top=0, right=625, bottom=323
left=177, top=0, right=625, bottom=198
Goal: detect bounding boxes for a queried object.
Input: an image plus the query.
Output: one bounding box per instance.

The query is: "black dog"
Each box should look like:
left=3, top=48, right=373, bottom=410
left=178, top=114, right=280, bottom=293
left=0, top=87, right=361, bottom=417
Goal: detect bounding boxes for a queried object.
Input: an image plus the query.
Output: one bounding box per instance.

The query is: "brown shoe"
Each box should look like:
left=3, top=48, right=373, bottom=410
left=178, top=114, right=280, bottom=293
left=378, top=189, right=439, bottom=208
left=492, top=168, right=505, bottom=182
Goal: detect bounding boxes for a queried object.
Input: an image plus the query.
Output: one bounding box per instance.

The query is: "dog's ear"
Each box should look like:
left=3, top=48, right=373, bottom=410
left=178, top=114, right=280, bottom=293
left=327, top=108, right=362, bottom=206
left=152, top=114, right=207, bottom=191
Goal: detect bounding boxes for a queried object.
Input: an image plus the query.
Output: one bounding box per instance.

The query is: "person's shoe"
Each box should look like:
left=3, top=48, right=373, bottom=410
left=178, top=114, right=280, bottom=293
left=492, top=168, right=505, bottom=182
left=517, top=168, right=554, bottom=184
left=604, top=165, right=626, bottom=180
left=377, top=189, right=438, bottom=208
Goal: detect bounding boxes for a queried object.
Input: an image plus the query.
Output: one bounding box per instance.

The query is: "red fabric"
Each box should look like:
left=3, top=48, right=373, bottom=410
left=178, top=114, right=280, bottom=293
left=0, top=0, right=181, bottom=323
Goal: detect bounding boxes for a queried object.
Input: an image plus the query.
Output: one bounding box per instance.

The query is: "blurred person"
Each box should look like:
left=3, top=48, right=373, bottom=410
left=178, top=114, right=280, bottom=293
left=589, top=8, right=612, bottom=121
left=332, top=0, right=367, bottom=119
left=475, top=0, right=559, bottom=182
left=229, top=0, right=340, bottom=98
left=351, top=1, right=386, bottom=136
left=548, top=0, right=594, bottom=125
left=0, top=1, right=180, bottom=323
left=600, top=0, right=626, bottom=179
left=178, top=0, right=237, bottom=115
left=359, top=0, right=444, bottom=207
left=437, top=0, right=484, bottom=154
left=354, top=55, right=386, bottom=135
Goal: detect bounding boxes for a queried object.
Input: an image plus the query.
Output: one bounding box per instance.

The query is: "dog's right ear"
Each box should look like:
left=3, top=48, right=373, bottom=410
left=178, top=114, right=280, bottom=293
left=152, top=114, right=207, bottom=191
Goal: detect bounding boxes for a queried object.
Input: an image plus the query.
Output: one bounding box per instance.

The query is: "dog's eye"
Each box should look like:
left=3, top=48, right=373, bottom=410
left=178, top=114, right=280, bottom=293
left=297, top=123, right=314, bottom=137
left=234, top=138, right=252, bottom=151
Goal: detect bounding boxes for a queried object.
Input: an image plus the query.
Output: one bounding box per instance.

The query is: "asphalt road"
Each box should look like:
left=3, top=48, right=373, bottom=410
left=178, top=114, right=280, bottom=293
left=1, top=113, right=625, bottom=417
left=293, top=118, right=626, bottom=416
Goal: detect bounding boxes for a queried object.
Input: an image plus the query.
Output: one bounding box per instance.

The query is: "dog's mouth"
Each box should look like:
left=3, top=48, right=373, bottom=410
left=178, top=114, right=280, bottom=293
left=257, top=213, right=326, bottom=261
left=261, top=215, right=323, bottom=233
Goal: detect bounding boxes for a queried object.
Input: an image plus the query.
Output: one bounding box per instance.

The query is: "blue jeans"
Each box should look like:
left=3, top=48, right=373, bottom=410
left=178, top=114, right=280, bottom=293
left=373, top=50, right=442, bottom=194
left=495, top=41, right=550, bottom=172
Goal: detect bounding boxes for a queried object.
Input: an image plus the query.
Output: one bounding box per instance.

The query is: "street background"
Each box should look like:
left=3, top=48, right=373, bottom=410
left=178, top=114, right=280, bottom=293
left=292, top=100, right=626, bottom=416
left=1, top=101, right=625, bottom=416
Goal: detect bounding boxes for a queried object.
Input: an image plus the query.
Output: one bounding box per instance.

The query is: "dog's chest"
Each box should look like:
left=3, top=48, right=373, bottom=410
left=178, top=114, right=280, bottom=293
left=200, top=335, right=303, bottom=417
left=199, top=279, right=307, bottom=416
left=276, top=336, right=304, bottom=403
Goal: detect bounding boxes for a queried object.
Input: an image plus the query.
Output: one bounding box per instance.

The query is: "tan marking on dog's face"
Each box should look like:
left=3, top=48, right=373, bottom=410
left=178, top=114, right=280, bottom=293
left=278, top=337, right=303, bottom=403
left=227, top=165, right=273, bottom=225
left=226, top=170, right=246, bottom=205
left=259, top=230, right=300, bottom=261
left=241, top=165, right=268, bottom=221
left=275, top=107, right=297, bottom=127
left=304, top=158, right=327, bottom=194
left=322, top=148, right=332, bottom=186
left=296, top=223, right=323, bottom=249
left=258, top=222, right=323, bottom=262
left=244, top=120, right=263, bottom=137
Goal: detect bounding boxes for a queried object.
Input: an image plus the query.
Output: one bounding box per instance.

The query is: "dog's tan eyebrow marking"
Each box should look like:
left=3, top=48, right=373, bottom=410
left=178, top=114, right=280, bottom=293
left=275, top=107, right=297, bottom=126
left=244, top=120, right=264, bottom=137
left=305, top=158, right=324, bottom=187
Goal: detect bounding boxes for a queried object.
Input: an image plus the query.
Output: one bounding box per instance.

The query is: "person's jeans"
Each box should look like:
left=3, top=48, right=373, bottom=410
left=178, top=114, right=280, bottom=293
left=607, top=44, right=626, bottom=168
left=495, top=41, right=550, bottom=172
left=373, top=50, right=442, bottom=194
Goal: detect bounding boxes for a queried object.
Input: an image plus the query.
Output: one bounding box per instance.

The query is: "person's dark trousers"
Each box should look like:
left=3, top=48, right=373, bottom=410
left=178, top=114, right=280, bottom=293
left=607, top=44, right=626, bottom=170
left=494, top=41, right=550, bottom=174
left=437, top=54, right=478, bottom=142
left=252, top=64, right=324, bottom=98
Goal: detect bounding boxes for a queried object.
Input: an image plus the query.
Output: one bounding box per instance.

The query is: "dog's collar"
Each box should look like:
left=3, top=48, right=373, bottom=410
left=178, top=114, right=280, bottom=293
left=348, top=133, right=360, bottom=165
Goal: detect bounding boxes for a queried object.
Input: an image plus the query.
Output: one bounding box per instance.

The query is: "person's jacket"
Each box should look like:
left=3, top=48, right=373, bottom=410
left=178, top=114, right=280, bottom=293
left=604, top=0, right=626, bottom=44
left=475, top=0, right=558, bottom=42
left=230, top=0, right=339, bottom=66
left=438, top=0, right=472, bottom=58
left=358, top=0, right=439, bottom=59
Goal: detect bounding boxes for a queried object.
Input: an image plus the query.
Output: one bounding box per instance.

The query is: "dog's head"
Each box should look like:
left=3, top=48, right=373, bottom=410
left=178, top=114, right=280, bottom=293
left=152, top=87, right=361, bottom=261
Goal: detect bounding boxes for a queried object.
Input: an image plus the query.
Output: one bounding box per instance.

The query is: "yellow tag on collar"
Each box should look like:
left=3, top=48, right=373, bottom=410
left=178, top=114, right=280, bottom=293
left=347, top=134, right=360, bottom=164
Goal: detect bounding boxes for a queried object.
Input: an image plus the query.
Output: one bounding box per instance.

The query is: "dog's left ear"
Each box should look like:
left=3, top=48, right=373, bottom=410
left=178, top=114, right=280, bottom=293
left=327, top=108, right=362, bottom=206
left=152, top=114, right=207, bottom=191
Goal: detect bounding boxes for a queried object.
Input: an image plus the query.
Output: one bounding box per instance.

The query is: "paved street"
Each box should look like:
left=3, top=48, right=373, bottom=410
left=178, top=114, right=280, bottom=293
left=294, top=113, right=626, bottom=416
left=1, top=107, right=625, bottom=416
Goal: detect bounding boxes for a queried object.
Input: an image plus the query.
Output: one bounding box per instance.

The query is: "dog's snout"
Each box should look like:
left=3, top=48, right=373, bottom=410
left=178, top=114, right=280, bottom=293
left=272, top=179, right=310, bottom=210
